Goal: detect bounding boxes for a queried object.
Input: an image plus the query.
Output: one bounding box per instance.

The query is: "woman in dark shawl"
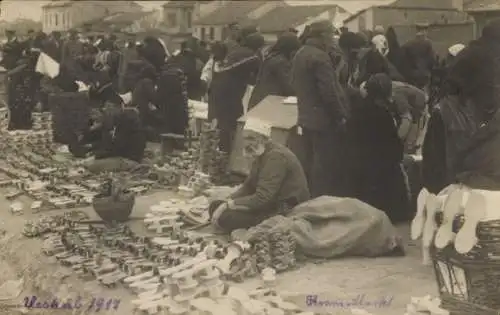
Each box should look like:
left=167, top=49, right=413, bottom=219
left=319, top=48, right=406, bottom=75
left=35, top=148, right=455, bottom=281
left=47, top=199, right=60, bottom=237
left=248, top=32, right=300, bottom=110
left=347, top=73, right=410, bottom=223
left=385, top=27, right=408, bottom=81
left=133, top=36, right=188, bottom=144
left=423, top=19, right=500, bottom=192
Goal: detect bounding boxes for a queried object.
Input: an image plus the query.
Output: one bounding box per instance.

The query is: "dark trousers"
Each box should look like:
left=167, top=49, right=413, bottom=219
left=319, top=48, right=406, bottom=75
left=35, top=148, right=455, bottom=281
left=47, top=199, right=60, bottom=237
left=302, top=127, right=348, bottom=198
left=208, top=201, right=272, bottom=232
left=217, top=117, right=238, bottom=153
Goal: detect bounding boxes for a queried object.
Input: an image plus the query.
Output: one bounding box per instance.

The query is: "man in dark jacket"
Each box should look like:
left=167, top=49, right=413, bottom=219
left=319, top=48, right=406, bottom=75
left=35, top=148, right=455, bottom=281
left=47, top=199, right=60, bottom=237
left=291, top=20, right=350, bottom=197
left=62, top=29, right=84, bottom=65
left=401, top=27, right=435, bottom=89
left=1, top=30, right=24, bottom=71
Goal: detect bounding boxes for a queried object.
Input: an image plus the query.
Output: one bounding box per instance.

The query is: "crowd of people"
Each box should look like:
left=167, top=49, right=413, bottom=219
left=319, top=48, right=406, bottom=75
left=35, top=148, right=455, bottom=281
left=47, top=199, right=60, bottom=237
left=1, top=17, right=500, bottom=233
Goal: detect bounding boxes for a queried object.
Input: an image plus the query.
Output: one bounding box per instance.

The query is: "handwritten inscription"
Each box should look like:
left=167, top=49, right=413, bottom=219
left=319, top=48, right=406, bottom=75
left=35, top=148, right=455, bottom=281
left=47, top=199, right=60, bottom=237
left=305, top=294, right=393, bottom=308
left=24, top=296, right=121, bottom=312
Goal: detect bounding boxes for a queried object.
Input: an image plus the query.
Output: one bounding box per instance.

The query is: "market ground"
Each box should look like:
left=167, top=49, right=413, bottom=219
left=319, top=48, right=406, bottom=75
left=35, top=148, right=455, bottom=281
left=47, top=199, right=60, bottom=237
left=0, top=191, right=437, bottom=315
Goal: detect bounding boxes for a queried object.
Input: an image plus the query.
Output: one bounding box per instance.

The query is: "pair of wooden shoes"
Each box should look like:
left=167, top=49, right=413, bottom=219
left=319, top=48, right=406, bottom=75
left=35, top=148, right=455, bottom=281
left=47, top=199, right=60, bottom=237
left=435, top=185, right=486, bottom=254
left=412, top=185, right=487, bottom=259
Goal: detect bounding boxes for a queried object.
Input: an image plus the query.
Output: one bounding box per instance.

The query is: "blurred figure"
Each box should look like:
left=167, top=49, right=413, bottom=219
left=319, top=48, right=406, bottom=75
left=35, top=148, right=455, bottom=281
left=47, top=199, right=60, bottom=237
left=62, top=29, right=84, bottom=64
left=224, top=22, right=241, bottom=52
left=1, top=30, right=23, bottom=71
left=169, top=40, right=205, bottom=100
left=401, top=26, right=436, bottom=89
left=5, top=46, right=40, bottom=130
left=44, top=31, right=63, bottom=62
left=248, top=32, right=300, bottom=109
left=373, top=25, right=385, bottom=36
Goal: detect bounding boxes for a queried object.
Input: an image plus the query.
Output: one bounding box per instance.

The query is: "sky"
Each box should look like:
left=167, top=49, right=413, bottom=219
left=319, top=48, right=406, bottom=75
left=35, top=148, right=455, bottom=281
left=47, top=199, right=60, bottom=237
left=0, top=1, right=168, bottom=22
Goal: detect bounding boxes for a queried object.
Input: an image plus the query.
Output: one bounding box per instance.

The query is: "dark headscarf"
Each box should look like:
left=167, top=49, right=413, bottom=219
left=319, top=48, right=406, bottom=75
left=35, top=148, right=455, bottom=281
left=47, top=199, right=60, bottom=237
left=482, top=18, right=500, bottom=42
left=242, top=33, right=265, bottom=52
left=269, top=32, right=300, bottom=59
left=339, top=32, right=365, bottom=52
left=239, top=25, right=259, bottom=42
left=365, top=73, right=392, bottom=100
left=137, top=36, right=167, bottom=69
left=33, top=31, right=47, bottom=49
left=211, top=41, right=227, bottom=61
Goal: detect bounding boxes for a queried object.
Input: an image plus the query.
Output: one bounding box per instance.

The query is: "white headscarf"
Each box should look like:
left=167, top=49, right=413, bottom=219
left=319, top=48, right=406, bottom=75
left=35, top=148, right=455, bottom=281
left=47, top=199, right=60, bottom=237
left=372, top=34, right=389, bottom=56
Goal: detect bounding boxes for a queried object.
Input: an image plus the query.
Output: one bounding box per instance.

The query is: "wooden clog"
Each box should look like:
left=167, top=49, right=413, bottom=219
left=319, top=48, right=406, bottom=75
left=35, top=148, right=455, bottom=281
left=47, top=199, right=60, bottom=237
left=454, top=191, right=486, bottom=254
left=217, top=241, right=250, bottom=274
left=421, top=193, right=439, bottom=265
left=411, top=188, right=429, bottom=240
left=435, top=186, right=464, bottom=249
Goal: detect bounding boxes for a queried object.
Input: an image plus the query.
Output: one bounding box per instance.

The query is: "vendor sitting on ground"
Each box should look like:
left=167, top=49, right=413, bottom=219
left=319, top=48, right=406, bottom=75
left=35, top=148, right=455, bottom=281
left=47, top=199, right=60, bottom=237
left=209, top=118, right=310, bottom=232
left=70, top=98, right=147, bottom=173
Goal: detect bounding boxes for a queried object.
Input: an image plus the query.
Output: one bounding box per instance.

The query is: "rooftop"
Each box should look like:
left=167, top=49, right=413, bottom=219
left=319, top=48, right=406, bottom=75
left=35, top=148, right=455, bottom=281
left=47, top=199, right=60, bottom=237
left=195, top=1, right=268, bottom=25
left=464, top=0, right=500, bottom=12
left=286, top=0, right=395, bottom=14
left=256, top=5, right=339, bottom=33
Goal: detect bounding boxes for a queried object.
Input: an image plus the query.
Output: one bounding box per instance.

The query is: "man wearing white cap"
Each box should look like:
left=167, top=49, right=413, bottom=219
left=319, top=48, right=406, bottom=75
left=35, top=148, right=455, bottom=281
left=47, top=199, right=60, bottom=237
left=210, top=118, right=310, bottom=232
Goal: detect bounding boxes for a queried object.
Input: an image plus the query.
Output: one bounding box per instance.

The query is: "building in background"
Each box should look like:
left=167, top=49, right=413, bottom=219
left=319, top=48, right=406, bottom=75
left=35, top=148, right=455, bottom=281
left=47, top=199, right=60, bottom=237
left=193, top=1, right=279, bottom=42
left=343, top=0, right=470, bottom=32
left=464, top=0, right=500, bottom=37
left=255, top=4, right=347, bottom=42
left=41, top=0, right=142, bottom=33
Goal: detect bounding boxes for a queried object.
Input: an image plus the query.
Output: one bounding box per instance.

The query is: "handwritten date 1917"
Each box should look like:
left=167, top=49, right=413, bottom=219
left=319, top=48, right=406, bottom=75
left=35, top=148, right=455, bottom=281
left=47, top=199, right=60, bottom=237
left=24, top=296, right=121, bottom=312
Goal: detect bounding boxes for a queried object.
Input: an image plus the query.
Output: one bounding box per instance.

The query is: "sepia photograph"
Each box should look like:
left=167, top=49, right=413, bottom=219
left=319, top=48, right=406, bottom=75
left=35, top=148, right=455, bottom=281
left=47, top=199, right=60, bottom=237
left=0, top=0, right=497, bottom=314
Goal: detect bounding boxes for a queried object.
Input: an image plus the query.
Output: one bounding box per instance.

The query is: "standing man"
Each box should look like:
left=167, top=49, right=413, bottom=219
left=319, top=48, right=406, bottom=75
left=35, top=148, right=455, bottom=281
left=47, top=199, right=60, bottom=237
left=401, top=25, right=436, bottom=90
left=62, top=29, right=84, bottom=65
left=292, top=20, right=350, bottom=197
left=224, top=22, right=241, bottom=53
left=1, top=30, right=23, bottom=71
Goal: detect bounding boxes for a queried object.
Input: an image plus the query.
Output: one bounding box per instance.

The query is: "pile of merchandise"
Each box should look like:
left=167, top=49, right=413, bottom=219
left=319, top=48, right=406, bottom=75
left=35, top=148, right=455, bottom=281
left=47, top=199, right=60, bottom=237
left=26, top=211, right=328, bottom=315
left=197, top=123, right=231, bottom=185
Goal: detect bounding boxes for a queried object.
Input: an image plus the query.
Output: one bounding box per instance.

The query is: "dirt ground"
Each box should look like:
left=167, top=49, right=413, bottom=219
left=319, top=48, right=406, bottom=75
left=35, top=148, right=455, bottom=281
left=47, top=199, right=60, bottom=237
left=0, top=191, right=438, bottom=315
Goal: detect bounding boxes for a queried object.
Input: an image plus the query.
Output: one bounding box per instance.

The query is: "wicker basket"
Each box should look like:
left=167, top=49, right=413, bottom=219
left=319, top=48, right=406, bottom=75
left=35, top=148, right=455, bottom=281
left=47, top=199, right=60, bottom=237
left=432, top=212, right=500, bottom=315
left=92, top=192, right=135, bottom=223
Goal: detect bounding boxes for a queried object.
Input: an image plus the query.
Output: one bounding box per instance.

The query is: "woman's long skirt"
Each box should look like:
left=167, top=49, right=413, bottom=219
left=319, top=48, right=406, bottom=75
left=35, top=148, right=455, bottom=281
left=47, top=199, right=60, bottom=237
left=7, top=71, right=37, bottom=130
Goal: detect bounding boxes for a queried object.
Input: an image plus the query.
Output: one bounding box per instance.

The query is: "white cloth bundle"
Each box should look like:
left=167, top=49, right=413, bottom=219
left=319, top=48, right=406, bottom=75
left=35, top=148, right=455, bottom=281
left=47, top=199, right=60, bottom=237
left=448, top=43, right=465, bottom=57
left=119, top=92, right=132, bottom=105
left=244, top=117, right=272, bottom=137
left=35, top=52, right=60, bottom=79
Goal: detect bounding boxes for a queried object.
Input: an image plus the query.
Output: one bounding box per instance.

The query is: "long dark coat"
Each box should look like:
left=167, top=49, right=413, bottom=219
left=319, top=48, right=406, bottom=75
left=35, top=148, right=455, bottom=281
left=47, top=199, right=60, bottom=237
left=346, top=99, right=409, bottom=223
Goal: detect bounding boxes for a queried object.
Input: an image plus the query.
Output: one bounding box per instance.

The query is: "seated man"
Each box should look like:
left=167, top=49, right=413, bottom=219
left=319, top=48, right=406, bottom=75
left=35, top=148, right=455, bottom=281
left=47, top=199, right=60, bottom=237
left=71, top=99, right=147, bottom=173
left=210, top=118, right=310, bottom=233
